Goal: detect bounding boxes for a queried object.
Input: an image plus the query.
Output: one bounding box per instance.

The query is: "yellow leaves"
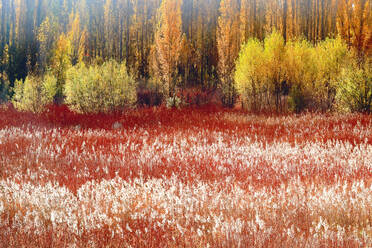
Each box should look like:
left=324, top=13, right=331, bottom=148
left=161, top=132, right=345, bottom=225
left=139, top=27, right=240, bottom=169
left=64, top=60, right=137, bottom=114
left=335, top=61, right=372, bottom=113
left=314, top=37, right=349, bottom=89
left=284, top=39, right=314, bottom=86
left=54, top=34, right=72, bottom=64
left=234, top=38, right=265, bottom=110
left=11, top=74, right=57, bottom=113
left=68, top=13, right=81, bottom=47
left=37, top=16, right=60, bottom=69
left=37, top=17, right=50, bottom=44
left=337, top=0, right=371, bottom=56
left=52, top=33, right=73, bottom=97
left=234, top=31, right=352, bottom=112
left=264, top=30, right=285, bottom=62
left=217, top=0, right=241, bottom=106
left=152, top=0, right=183, bottom=97
left=234, top=38, right=263, bottom=93
left=235, top=36, right=286, bottom=111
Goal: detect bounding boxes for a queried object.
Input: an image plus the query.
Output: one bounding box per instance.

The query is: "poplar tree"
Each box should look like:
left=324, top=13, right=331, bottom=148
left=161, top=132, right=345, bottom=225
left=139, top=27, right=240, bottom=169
left=152, top=0, right=183, bottom=97
left=337, top=0, right=371, bottom=61
left=217, top=0, right=240, bottom=107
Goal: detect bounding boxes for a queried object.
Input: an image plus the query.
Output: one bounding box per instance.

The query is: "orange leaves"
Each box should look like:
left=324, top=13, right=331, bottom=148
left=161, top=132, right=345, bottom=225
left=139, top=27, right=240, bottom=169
left=152, top=0, right=183, bottom=97
left=337, top=0, right=372, bottom=57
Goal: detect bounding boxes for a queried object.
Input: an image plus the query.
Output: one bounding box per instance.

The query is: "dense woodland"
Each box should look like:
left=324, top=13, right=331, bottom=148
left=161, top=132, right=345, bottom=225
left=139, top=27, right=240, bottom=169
left=0, top=0, right=371, bottom=113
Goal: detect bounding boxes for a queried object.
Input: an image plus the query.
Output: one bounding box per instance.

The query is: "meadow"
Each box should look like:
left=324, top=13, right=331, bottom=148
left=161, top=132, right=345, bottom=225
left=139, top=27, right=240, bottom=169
left=0, top=104, right=371, bottom=247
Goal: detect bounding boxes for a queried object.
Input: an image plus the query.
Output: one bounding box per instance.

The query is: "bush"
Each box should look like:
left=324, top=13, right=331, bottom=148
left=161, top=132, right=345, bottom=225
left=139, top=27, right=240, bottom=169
left=336, top=62, right=372, bottom=113
left=312, top=37, right=349, bottom=111
left=235, top=33, right=351, bottom=113
left=64, top=60, right=137, bottom=113
left=284, top=39, right=315, bottom=112
left=43, top=73, right=58, bottom=103
left=234, top=38, right=266, bottom=112
left=11, top=74, right=57, bottom=113
left=234, top=32, right=286, bottom=112
left=263, top=30, right=286, bottom=112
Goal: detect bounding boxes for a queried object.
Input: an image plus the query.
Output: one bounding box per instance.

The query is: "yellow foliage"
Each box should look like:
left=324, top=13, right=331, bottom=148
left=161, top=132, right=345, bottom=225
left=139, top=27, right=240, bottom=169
left=217, top=0, right=241, bottom=107
left=336, top=61, right=372, bottom=113
left=152, top=0, right=183, bottom=97
left=234, top=38, right=265, bottom=111
left=64, top=60, right=137, bottom=113
left=11, top=74, right=57, bottom=113
left=312, top=37, right=349, bottom=110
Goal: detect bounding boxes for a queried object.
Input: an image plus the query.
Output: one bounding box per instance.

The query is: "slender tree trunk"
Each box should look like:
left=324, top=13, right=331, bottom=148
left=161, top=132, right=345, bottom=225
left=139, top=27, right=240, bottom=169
left=126, top=0, right=130, bottom=63
left=283, top=0, right=288, bottom=42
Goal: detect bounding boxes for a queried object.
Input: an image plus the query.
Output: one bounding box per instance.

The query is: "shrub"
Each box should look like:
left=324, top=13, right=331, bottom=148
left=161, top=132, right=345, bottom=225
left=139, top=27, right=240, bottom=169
left=11, top=74, right=57, bottom=113
left=64, top=60, right=137, bottom=113
left=234, top=38, right=267, bottom=112
left=284, top=39, right=315, bottom=112
left=336, top=62, right=372, bottom=113
left=235, top=33, right=351, bottom=113
left=312, top=37, right=349, bottom=111
left=42, top=73, right=58, bottom=104
left=263, top=30, right=286, bottom=112
left=234, top=31, right=286, bottom=112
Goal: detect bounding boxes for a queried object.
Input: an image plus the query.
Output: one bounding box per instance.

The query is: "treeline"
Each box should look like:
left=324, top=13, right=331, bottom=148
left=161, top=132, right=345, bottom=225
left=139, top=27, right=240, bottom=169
left=235, top=32, right=371, bottom=113
left=0, top=0, right=371, bottom=113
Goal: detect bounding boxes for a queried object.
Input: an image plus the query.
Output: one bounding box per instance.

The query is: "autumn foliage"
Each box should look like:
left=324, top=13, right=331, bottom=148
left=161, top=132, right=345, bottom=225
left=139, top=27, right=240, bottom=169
left=1, top=0, right=371, bottom=113
left=235, top=32, right=371, bottom=113
left=0, top=1, right=371, bottom=246
left=0, top=105, right=371, bottom=247
left=64, top=60, right=137, bottom=114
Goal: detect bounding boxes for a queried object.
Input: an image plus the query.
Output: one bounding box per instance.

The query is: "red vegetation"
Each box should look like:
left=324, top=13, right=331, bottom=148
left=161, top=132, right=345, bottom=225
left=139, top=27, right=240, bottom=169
left=0, top=104, right=371, bottom=247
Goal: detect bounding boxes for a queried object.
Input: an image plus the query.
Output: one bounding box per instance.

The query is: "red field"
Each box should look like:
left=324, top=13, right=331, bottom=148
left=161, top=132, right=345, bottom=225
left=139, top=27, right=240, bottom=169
left=0, top=104, right=371, bottom=247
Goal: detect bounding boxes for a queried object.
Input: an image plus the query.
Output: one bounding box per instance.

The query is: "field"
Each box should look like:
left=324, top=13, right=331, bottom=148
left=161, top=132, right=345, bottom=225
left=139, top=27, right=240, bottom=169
left=0, top=104, right=371, bottom=247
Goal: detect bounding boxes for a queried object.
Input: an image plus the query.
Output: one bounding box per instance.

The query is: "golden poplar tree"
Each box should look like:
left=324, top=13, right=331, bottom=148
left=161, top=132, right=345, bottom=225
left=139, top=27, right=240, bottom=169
left=217, top=0, right=240, bottom=107
left=240, top=0, right=262, bottom=43
left=337, top=0, right=371, bottom=60
left=51, top=33, right=72, bottom=102
left=351, top=0, right=371, bottom=58
left=67, top=13, right=84, bottom=65
left=37, top=17, right=59, bottom=72
left=152, top=0, right=183, bottom=97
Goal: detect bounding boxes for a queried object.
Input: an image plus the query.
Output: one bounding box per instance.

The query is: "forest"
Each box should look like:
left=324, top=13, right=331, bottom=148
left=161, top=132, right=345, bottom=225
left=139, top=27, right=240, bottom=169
left=0, top=0, right=371, bottom=113
left=1, top=1, right=372, bottom=247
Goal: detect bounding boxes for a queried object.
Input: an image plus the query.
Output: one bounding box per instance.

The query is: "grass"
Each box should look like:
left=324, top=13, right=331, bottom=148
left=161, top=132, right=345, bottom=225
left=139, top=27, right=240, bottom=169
left=0, top=104, right=371, bottom=247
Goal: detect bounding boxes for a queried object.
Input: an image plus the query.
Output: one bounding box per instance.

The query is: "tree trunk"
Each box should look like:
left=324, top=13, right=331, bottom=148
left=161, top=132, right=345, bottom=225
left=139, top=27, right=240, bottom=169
left=283, top=0, right=288, bottom=42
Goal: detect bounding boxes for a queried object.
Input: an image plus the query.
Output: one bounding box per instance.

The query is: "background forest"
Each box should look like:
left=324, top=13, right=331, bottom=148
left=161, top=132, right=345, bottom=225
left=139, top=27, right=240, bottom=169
left=0, top=0, right=371, bottom=113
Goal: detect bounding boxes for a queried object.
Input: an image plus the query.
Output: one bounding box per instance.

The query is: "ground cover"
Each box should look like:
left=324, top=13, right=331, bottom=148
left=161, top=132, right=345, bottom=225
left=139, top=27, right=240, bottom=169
left=0, top=105, right=371, bottom=247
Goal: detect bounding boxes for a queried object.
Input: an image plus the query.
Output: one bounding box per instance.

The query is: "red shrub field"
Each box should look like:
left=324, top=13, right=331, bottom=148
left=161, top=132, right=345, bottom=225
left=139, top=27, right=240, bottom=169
left=0, top=104, right=371, bottom=247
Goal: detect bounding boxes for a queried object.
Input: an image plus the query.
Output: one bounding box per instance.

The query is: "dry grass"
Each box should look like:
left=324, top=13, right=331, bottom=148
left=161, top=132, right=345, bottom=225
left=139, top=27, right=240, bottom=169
left=0, top=105, right=371, bottom=247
